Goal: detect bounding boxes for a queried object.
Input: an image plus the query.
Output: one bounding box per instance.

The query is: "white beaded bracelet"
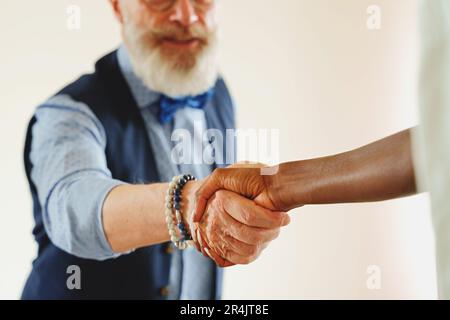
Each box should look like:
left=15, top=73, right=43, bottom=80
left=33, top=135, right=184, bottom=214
left=164, top=175, right=195, bottom=250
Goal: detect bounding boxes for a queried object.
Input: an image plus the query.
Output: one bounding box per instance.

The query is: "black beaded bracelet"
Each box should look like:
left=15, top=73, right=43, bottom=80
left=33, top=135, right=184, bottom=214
left=174, top=174, right=196, bottom=242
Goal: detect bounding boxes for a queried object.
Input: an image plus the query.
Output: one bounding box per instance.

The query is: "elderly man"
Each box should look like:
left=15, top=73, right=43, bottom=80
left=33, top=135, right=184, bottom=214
left=22, top=0, right=289, bottom=300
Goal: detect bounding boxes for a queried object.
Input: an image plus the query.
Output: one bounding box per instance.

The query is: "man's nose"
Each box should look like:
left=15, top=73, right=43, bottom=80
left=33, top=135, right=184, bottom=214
left=169, top=0, right=199, bottom=28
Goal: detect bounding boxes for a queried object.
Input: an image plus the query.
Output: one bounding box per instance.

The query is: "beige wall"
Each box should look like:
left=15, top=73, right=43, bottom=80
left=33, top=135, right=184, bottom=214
left=0, top=0, right=437, bottom=299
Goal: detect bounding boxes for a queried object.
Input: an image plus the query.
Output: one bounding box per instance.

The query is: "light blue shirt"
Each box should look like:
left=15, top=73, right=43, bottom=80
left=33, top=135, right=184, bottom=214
left=30, top=45, right=216, bottom=299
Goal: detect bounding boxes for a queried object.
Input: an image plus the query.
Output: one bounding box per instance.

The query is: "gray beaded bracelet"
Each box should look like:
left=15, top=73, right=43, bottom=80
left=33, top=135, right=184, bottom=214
left=165, top=174, right=196, bottom=250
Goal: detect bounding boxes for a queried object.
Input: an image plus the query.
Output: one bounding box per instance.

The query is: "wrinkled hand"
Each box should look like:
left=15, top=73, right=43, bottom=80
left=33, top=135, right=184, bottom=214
left=192, top=190, right=290, bottom=267
left=182, top=163, right=290, bottom=267
left=193, top=163, right=282, bottom=224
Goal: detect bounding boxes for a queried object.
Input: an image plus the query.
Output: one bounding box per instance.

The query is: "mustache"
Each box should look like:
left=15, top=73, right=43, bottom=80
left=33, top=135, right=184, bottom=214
left=150, top=24, right=212, bottom=43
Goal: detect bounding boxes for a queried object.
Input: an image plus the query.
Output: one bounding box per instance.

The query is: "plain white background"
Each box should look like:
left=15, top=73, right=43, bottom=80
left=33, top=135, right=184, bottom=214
left=0, top=0, right=438, bottom=299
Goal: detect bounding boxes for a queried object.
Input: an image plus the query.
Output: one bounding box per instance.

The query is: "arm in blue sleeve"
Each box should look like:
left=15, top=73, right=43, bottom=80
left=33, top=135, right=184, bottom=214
left=30, top=94, right=127, bottom=260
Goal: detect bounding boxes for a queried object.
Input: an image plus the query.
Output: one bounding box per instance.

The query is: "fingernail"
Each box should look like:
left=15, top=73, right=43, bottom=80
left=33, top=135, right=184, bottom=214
left=282, top=214, right=291, bottom=226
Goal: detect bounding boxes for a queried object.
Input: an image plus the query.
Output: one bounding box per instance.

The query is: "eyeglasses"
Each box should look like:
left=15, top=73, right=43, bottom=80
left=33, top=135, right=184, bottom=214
left=143, top=0, right=214, bottom=12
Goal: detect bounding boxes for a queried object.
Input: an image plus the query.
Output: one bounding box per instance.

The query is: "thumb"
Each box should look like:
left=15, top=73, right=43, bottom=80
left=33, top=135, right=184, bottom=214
left=193, top=174, right=222, bottom=222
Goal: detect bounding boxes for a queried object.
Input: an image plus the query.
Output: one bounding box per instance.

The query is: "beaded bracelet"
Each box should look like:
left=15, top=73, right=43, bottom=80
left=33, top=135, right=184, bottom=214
left=165, top=174, right=196, bottom=250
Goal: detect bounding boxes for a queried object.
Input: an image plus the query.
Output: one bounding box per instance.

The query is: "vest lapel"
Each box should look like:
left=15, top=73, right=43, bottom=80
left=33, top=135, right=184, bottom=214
left=204, top=78, right=236, bottom=169
left=203, top=78, right=236, bottom=300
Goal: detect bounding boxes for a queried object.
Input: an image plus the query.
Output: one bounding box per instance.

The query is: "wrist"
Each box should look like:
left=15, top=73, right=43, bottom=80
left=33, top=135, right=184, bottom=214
left=266, top=160, right=319, bottom=210
left=181, top=179, right=202, bottom=235
left=164, top=175, right=198, bottom=249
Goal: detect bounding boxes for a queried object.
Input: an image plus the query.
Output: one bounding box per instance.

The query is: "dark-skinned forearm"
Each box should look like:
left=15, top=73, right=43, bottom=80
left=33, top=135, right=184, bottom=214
left=269, top=129, right=417, bottom=210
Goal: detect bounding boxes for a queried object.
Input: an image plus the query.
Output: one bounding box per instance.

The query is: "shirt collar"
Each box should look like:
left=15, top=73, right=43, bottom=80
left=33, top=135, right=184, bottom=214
left=117, top=45, right=161, bottom=109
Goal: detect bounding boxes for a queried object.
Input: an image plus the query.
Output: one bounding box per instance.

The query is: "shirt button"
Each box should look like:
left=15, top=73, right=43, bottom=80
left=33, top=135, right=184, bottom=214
left=165, top=244, right=174, bottom=254
left=160, top=286, right=170, bottom=297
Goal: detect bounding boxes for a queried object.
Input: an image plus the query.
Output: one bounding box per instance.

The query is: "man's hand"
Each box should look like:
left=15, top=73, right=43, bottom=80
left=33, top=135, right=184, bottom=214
left=193, top=190, right=290, bottom=267
left=181, top=179, right=290, bottom=267
left=193, top=163, right=286, bottom=224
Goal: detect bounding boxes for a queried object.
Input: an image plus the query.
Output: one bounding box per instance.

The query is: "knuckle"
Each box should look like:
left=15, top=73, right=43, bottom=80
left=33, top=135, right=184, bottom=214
left=222, top=226, right=232, bottom=238
left=238, top=223, right=250, bottom=238
left=241, top=207, right=252, bottom=224
left=249, top=244, right=259, bottom=257
left=214, top=190, right=225, bottom=200
left=242, top=256, right=255, bottom=265
left=274, top=215, right=285, bottom=227
left=214, top=168, right=226, bottom=179
left=210, top=168, right=226, bottom=186
left=248, top=233, right=263, bottom=246
left=204, top=223, right=212, bottom=238
left=222, top=248, right=230, bottom=261
left=209, top=233, right=218, bottom=245
left=262, top=229, right=279, bottom=242
left=217, top=242, right=228, bottom=258
left=212, top=191, right=227, bottom=212
left=271, top=228, right=281, bottom=240
left=266, top=212, right=283, bottom=227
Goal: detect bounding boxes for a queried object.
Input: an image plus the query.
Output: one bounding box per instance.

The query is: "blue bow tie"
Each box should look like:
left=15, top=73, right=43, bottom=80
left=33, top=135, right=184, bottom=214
left=158, top=89, right=214, bottom=124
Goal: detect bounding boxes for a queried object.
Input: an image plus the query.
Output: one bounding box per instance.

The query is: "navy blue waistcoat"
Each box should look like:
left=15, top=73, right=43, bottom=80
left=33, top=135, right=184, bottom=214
left=22, top=51, right=235, bottom=300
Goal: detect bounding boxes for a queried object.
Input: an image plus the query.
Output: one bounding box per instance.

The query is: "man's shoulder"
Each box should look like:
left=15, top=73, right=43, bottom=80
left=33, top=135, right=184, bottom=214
left=29, top=51, right=115, bottom=133
left=214, top=76, right=235, bottom=108
left=215, top=76, right=231, bottom=95
left=36, top=94, right=101, bottom=124
left=31, top=72, right=105, bottom=128
left=55, top=71, right=107, bottom=108
left=49, top=51, right=118, bottom=111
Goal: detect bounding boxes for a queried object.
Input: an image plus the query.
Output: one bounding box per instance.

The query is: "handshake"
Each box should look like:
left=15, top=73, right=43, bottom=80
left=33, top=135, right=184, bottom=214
left=178, top=130, right=416, bottom=267
left=182, top=163, right=293, bottom=268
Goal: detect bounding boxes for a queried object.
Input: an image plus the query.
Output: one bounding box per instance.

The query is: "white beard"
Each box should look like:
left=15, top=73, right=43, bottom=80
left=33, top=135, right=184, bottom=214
left=123, top=22, right=219, bottom=98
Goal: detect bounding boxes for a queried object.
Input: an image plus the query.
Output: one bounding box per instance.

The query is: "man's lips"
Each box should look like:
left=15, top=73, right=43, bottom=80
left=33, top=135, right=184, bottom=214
left=160, top=37, right=202, bottom=49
